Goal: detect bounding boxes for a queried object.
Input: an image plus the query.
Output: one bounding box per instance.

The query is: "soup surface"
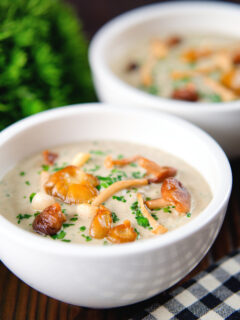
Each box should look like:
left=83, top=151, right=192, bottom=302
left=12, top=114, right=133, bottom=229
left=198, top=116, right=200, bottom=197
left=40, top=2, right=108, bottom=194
left=0, top=141, right=212, bottom=245
left=114, top=34, right=240, bottom=103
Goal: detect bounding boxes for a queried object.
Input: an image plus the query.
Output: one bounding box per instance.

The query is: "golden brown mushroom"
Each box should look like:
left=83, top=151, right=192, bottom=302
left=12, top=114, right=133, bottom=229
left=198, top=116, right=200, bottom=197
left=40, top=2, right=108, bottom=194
left=89, top=205, right=112, bottom=239
left=137, top=157, right=177, bottom=182
left=32, top=203, right=66, bottom=236
left=137, top=193, right=168, bottom=235
left=221, top=69, right=240, bottom=96
left=104, top=155, right=177, bottom=183
left=146, top=177, right=191, bottom=214
left=104, top=155, right=140, bottom=169
left=42, top=150, right=58, bottom=165
left=45, top=165, right=99, bottom=204
left=107, top=220, right=137, bottom=244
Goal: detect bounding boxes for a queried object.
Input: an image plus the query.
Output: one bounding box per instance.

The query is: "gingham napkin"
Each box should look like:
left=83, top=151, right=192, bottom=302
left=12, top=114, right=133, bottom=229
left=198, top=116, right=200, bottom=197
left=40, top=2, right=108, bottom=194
left=131, top=249, right=240, bottom=320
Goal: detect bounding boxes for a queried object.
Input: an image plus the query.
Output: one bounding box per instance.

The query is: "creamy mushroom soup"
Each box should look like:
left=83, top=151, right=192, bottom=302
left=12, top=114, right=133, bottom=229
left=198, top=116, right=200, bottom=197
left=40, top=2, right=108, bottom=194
left=114, top=34, right=240, bottom=103
left=0, top=141, right=212, bottom=245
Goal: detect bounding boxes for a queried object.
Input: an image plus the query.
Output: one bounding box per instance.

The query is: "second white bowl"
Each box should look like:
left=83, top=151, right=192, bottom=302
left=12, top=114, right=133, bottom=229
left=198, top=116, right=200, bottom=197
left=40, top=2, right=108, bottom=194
left=89, top=1, right=240, bottom=157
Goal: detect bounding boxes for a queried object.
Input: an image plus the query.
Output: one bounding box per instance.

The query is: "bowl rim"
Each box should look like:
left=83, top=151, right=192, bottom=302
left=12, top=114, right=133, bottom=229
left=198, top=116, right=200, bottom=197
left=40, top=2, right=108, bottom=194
left=89, top=0, right=240, bottom=113
left=0, top=104, right=232, bottom=257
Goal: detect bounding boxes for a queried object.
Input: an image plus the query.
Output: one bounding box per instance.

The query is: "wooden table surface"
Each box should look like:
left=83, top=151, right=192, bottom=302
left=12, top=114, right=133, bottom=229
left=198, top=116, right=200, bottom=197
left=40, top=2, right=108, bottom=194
left=0, top=1, right=240, bottom=319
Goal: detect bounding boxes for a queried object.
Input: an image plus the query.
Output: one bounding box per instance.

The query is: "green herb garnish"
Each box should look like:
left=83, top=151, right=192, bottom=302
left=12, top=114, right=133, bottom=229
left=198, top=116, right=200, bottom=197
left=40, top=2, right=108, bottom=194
left=62, top=239, right=71, bottom=242
left=25, top=181, right=30, bottom=186
left=129, top=163, right=137, bottom=167
left=112, top=212, right=120, bottom=223
left=16, top=213, right=32, bottom=224
left=70, top=217, right=78, bottom=222
left=134, top=228, right=140, bottom=239
left=41, top=164, right=49, bottom=171
left=51, top=230, right=66, bottom=240
left=131, top=201, right=150, bottom=228
left=112, top=195, right=126, bottom=203
left=29, top=192, right=36, bottom=203
left=132, top=171, right=145, bottom=179
left=19, top=171, right=25, bottom=176
left=82, top=234, right=92, bottom=242
left=79, top=226, right=86, bottom=232
left=34, top=211, right=40, bottom=217
left=90, top=150, right=106, bottom=156
left=63, top=223, right=74, bottom=228
left=117, top=154, right=124, bottom=159
left=186, top=212, right=192, bottom=218
left=89, top=165, right=101, bottom=172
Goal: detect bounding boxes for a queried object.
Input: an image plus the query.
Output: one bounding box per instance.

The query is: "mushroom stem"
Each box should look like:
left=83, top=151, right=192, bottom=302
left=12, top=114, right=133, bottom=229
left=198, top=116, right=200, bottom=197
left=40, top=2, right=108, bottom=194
left=71, top=152, right=90, bottom=167
left=92, top=179, right=148, bottom=206
left=145, top=198, right=170, bottom=209
left=137, top=193, right=168, bottom=235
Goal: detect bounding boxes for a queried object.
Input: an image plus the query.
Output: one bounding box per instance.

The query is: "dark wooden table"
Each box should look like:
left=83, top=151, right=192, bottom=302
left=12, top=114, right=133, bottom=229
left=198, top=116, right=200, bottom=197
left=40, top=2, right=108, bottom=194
left=0, top=1, right=240, bottom=319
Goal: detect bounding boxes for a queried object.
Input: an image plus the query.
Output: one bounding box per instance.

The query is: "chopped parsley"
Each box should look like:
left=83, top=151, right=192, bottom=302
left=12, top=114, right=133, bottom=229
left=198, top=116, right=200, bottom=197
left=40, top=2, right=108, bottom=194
left=117, top=154, right=124, bottom=159
left=89, top=165, right=101, bottom=172
left=90, top=150, right=106, bottom=156
left=62, top=239, right=71, bottom=242
left=131, top=201, right=150, bottom=228
left=112, top=212, right=120, bottom=223
left=62, top=209, right=66, bottom=214
left=79, top=226, right=86, bottom=232
left=51, top=230, right=66, bottom=240
left=134, top=228, right=140, bottom=239
left=19, top=171, right=25, bottom=176
left=16, top=213, right=32, bottom=224
left=34, top=211, right=40, bottom=217
left=70, top=217, right=78, bottom=222
left=147, top=85, right=158, bottom=95
left=163, top=206, right=175, bottom=213
left=146, top=197, right=151, bottom=201
left=103, top=240, right=109, bottom=245
left=63, top=223, right=74, bottom=228
left=132, top=171, right=145, bottom=179
left=52, top=166, right=65, bottom=172
left=82, top=234, right=92, bottom=242
left=41, top=164, right=49, bottom=171
left=129, top=163, right=137, bottom=167
left=186, top=212, right=192, bottom=218
left=29, top=192, right=36, bottom=203
left=25, top=181, right=30, bottom=186
left=112, top=195, right=126, bottom=203
left=151, top=213, right=158, bottom=221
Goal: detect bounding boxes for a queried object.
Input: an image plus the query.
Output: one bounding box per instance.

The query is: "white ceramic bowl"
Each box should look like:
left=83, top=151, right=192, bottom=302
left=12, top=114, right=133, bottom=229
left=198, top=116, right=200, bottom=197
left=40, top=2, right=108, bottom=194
left=89, top=1, right=240, bottom=157
left=0, top=104, right=232, bottom=308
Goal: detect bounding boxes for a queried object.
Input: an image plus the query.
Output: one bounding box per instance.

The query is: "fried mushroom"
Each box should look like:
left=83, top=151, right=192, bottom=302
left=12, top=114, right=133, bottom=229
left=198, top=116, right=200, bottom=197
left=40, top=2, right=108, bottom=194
left=32, top=203, right=66, bottom=236
left=146, top=177, right=191, bottom=214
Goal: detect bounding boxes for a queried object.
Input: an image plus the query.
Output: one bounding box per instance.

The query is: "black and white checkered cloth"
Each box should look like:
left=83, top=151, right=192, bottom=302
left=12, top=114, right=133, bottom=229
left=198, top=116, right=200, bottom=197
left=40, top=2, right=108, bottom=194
left=131, top=249, right=240, bottom=320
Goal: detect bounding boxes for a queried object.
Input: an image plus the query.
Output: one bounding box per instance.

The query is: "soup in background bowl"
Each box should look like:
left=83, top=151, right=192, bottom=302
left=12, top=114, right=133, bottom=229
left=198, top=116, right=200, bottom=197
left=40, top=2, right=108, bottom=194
left=89, top=1, right=240, bottom=157
left=0, top=104, right=231, bottom=307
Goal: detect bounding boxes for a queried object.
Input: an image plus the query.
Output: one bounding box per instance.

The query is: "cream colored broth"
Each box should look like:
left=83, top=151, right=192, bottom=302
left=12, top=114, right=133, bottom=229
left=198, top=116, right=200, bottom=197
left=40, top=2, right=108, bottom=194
left=114, top=34, right=240, bottom=102
left=0, top=141, right=212, bottom=245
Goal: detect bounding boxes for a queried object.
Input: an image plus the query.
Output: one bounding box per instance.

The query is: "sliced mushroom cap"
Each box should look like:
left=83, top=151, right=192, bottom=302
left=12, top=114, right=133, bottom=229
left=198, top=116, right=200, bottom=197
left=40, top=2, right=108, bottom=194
left=161, top=177, right=191, bottom=213
left=221, top=69, right=240, bottom=95
left=137, top=157, right=177, bottom=182
left=42, top=150, right=58, bottom=165
left=45, top=165, right=98, bottom=204
left=107, top=220, right=137, bottom=244
left=32, top=203, right=66, bottom=235
left=104, top=155, right=139, bottom=168
left=89, top=205, right=112, bottom=239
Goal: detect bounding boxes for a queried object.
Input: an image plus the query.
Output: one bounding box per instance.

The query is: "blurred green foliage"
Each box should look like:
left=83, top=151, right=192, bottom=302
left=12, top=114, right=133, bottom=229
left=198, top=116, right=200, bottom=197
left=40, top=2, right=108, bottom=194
left=0, top=0, right=96, bottom=130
